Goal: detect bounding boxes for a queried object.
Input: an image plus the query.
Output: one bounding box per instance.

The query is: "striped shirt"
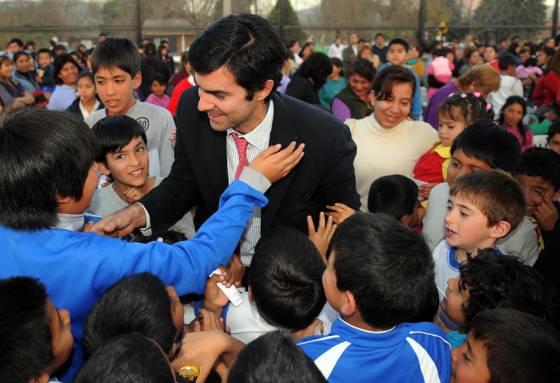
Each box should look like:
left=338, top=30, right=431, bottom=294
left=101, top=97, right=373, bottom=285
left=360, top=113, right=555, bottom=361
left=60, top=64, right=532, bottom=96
left=298, top=318, right=452, bottom=383
left=226, top=101, right=274, bottom=266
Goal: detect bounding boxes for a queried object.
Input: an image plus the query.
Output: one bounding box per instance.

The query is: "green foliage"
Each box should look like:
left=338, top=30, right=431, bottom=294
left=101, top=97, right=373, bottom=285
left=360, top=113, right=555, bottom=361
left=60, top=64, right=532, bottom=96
left=473, top=0, right=546, bottom=40
left=268, top=0, right=304, bottom=41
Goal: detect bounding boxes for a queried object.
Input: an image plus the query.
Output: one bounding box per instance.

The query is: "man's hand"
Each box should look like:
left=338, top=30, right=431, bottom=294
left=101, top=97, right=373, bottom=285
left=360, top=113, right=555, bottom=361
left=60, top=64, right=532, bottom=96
left=89, top=203, right=147, bottom=237
left=307, top=212, right=337, bottom=262
left=535, top=200, right=559, bottom=232
left=249, top=141, right=305, bottom=182
left=326, top=203, right=355, bottom=225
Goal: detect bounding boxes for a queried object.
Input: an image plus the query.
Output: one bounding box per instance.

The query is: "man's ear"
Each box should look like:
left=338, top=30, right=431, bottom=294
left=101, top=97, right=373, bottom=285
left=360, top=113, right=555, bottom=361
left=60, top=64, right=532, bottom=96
left=132, top=71, right=142, bottom=90
left=340, top=290, right=357, bottom=317
left=97, top=161, right=111, bottom=177
left=489, top=220, right=512, bottom=239
left=255, top=79, right=274, bottom=102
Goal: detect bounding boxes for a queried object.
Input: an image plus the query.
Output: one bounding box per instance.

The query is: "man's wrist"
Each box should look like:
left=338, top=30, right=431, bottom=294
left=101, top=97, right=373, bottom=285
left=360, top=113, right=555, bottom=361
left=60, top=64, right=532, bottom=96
left=132, top=202, right=148, bottom=228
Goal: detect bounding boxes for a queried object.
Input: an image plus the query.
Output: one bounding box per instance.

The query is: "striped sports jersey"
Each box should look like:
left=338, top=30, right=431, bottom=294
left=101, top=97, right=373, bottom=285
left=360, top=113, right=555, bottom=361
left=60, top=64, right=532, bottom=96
left=298, top=318, right=452, bottom=382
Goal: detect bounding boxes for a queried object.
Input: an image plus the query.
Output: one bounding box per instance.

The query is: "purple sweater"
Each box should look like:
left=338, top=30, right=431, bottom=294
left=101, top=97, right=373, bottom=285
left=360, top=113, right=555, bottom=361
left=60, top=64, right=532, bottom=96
left=425, top=82, right=458, bottom=129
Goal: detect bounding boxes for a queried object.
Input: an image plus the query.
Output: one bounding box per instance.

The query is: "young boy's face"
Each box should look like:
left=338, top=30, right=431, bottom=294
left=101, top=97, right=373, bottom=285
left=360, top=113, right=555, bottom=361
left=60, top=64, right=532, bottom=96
left=548, top=133, right=560, bottom=156
left=322, top=251, right=344, bottom=312
left=59, top=164, right=98, bottom=214
left=516, top=174, right=558, bottom=217
left=444, top=194, right=497, bottom=251
left=99, top=136, right=149, bottom=188
left=94, top=66, right=141, bottom=116
left=46, top=300, right=74, bottom=373
left=387, top=44, right=408, bottom=66
left=447, top=149, right=492, bottom=184
left=452, top=332, right=491, bottom=383
left=441, top=277, right=467, bottom=326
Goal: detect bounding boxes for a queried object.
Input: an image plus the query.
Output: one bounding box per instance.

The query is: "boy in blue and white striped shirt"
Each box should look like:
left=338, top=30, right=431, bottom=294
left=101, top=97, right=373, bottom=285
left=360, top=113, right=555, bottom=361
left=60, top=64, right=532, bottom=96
left=298, top=213, right=452, bottom=383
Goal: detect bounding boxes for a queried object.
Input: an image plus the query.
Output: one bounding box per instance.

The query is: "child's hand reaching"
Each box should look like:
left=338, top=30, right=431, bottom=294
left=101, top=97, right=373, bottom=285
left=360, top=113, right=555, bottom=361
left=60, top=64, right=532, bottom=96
left=170, top=129, right=177, bottom=144
left=535, top=200, right=559, bottom=231
left=418, top=182, right=437, bottom=200
left=307, top=212, right=337, bottom=262
left=122, top=186, right=146, bottom=204
left=223, top=254, right=244, bottom=288
left=249, top=141, right=304, bottom=182
left=203, top=271, right=230, bottom=315
left=192, top=308, right=225, bottom=332
left=326, top=203, right=355, bottom=224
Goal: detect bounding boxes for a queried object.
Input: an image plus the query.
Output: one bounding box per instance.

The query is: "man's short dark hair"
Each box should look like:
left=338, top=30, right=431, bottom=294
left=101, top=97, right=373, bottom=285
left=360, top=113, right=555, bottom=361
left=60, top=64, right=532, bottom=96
left=451, top=120, right=521, bottom=174
left=498, top=53, right=516, bottom=70
left=249, top=227, right=326, bottom=331
left=92, top=115, right=147, bottom=165
left=75, top=333, right=175, bottom=383
left=367, top=175, right=418, bottom=220
left=467, top=309, right=560, bottom=383
left=229, top=331, right=326, bottom=383
left=8, top=38, right=23, bottom=48
left=459, top=250, right=554, bottom=325
left=388, top=38, right=410, bottom=52
left=331, top=213, right=438, bottom=328
left=0, top=277, right=53, bottom=383
left=92, top=37, right=140, bottom=77
left=374, top=33, right=385, bottom=39
left=292, top=52, right=332, bottom=90
left=82, top=273, right=176, bottom=359
left=0, top=109, right=97, bottom=230
left=188, top=14, right=288, bottom=101
left=518, top=147, right=560, bottom=191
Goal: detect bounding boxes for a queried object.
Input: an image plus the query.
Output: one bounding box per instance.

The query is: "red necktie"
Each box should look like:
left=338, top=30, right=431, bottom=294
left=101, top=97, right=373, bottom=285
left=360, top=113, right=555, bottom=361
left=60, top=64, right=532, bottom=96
left=232, top=133, right=249, bottom=179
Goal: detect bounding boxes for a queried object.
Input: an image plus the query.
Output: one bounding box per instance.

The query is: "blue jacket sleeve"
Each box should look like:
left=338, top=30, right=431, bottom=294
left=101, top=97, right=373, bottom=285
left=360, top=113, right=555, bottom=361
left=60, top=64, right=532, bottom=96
left=412, top=71, right=422, bottom=119
left=90, top=179, right=268, bottom=295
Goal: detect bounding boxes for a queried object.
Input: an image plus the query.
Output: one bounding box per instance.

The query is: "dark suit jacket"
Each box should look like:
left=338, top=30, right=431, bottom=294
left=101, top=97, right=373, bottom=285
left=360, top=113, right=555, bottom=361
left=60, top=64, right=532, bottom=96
left=141, top=88, right=360, bottom=235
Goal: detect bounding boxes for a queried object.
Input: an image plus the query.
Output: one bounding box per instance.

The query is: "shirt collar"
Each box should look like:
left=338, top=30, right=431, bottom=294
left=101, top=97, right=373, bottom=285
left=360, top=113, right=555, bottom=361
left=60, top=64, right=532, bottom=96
left=227, top=100, right=274, bottom=151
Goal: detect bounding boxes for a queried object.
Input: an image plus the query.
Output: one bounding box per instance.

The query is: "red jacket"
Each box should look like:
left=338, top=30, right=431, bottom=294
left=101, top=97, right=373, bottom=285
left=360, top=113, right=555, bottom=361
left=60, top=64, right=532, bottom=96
left=167, top=77, right=193, bottom=117
left=532, top=71, right=560, bottom=107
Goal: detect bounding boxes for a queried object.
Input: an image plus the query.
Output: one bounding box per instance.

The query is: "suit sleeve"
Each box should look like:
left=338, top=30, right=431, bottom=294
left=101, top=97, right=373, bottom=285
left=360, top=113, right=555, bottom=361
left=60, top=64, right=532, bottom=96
left=317, top=124, right=361, bottom=210
left=140, top=93, right=201, bottom=231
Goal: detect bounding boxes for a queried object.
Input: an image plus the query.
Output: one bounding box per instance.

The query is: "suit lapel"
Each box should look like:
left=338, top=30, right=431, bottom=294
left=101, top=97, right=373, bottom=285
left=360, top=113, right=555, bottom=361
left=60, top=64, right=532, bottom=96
left=262, top=94, right=300, bottom=230
left=202, top=115, right=228, bottom=206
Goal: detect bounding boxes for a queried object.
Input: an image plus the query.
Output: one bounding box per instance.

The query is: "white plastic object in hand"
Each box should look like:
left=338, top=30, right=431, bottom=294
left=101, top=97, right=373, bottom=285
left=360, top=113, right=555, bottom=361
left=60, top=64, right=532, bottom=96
left=209, top=268, right=243, bottom=307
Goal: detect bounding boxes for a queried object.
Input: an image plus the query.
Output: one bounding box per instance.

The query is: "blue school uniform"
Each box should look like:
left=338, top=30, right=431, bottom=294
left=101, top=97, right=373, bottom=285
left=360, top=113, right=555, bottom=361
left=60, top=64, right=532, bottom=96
left=0, top=179, right=267, bottom=382
left=298, top=318, right=452, bottom=383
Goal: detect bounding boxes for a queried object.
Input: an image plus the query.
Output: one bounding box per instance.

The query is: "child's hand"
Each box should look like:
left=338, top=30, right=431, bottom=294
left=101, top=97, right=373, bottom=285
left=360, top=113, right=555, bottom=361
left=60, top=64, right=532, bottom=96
left=203, top=272, right=229, bottom=314
left=122, top=186, right=145, bottom=203
left=223, top=254, right=244, bottom=288
left=249, top=142, right=304, bottom=183
left=196, top=308, right=225, bottom=332
left=169, top=129, right=177, bottom=144
left=326, top=203, right=355, bottom=224
left=307, top=212, right=337, bottom=262
left=418, top=182, right=437, bottom=200
left=535, top=200, right=559, bottom=231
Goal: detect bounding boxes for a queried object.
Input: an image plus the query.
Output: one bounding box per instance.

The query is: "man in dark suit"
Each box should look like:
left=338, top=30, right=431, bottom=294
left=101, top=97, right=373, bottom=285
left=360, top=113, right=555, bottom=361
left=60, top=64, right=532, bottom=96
left=93, top=14, right=360, bottom=265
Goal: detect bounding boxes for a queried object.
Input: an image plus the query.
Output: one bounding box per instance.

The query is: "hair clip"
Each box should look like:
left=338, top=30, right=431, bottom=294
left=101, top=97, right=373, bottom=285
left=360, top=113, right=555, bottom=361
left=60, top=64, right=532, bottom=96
left=460, top=93, right=467, bottom=98
left=448, top=92, right=455, bottom=98
left=473, top=92, right=481, bottom=97
left=486, top=104, right=492, bottom=111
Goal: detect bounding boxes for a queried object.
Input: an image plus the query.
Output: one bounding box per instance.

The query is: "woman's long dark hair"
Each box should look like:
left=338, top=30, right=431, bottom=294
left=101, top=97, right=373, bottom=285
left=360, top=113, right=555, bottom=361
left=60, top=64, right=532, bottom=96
left=498, top=95, right=528, bottom=144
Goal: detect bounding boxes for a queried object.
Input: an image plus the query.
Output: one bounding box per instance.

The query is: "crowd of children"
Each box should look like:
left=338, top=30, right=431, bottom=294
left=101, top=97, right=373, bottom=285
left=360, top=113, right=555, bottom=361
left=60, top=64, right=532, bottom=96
left=2, top=15, right=560, bottom=383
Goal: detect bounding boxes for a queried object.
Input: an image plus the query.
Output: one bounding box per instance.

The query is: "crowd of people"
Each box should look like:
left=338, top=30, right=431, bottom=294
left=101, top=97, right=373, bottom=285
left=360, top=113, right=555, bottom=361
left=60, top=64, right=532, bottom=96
left=1, top=13, right=560, bottom=383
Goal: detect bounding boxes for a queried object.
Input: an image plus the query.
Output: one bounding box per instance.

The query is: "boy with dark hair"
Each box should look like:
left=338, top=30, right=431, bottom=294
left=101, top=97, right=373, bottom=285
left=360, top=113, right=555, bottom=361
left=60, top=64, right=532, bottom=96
left=517, top=147, right=560, bottom=291
left=89, top=115, right=195, bottom=238
left=86, top=37, right=176, bottom=177
left=0, top=108, right=302, bottom=381
left=200, top=226, right=332, bottom=343
left=0, top=276, right=73, bottom=383
left=434, top=170, right=526, bottom=331
left=229, top=331, right=326, bottom=383
left=36, top=48, right=55, bottom=90
left=423, top=121, right=540, bottom=266
left=441, top=249, right=556, bottom=346
left=379, top=38, right=422, bottom=119
left=453, top=309, right=560, bottom=383
left=327, top=174, right=420, bottom=227
left=298, top=213, right=450, bottom=382
left=487, top=53, right=523, bottom=115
